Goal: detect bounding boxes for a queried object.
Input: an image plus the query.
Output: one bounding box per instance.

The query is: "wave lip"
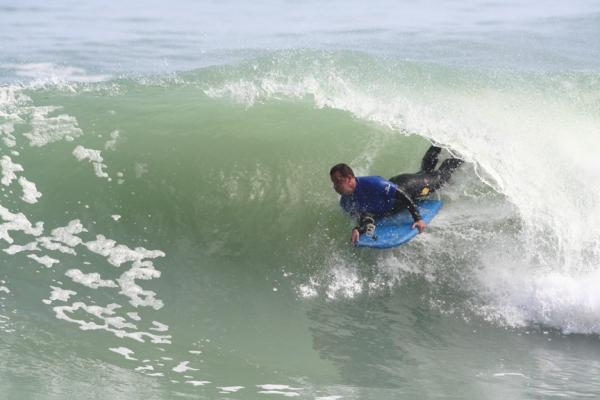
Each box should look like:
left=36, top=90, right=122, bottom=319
left=1, top=62, right=111, bottom=84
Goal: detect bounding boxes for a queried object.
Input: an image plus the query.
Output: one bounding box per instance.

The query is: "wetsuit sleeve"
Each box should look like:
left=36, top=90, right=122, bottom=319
left=394, top=190, right=422, bottom=222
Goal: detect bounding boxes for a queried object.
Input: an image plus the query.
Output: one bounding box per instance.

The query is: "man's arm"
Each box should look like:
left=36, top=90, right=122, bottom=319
left=351, top=213, right=376, bottom=245
left=394, top=190, right=426, bottom=233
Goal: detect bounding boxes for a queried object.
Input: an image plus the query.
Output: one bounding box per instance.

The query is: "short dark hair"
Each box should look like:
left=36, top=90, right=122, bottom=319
left=329, top=163, right=355, bottom=178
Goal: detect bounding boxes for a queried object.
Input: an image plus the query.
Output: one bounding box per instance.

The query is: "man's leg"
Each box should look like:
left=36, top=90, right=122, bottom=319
left=390, top=144, right=443, bottom=197
left=429, top=158, right=464, bottom=190
left=388, top=173, right=409, bottom=187
left=421, top=145, right=442, bottom=173
left=389, top=173, right=427, bottom=199
left=390, top=145, right=440, bottom=182
left=390, top=145, right=462, bottom=196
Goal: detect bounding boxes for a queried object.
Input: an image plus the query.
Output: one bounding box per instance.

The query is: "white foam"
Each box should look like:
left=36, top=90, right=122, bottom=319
left=127, top=312, right=141, bottom=321
left=0, top=156, right=23, bottom=186
left=173, top=361, right=198, bottom=373
left=3, top=63, right=111, bottom=84
left=18, top=177, right=42, bottom=204
left=0, top=123, right=17, bottom=147
left=0, top=85, right=30, bottom=118
left=257, top=385, right=302, bottom=397
left=117, top=262, right=164, bottom=309
left=23, top=106, right=83, bottom=147
left=27, top=254, right=59, bottom=268
left=104, top=130, right=120, bottom=150
left=1, top=85, right=84, bottom=152
left=218, top=386, right=244, bottom=393
left=84, top=234, right=165, bottom=267
left=258, top=385, right=302, bottom=391
left=49, top=219, right=87, bottom=248
left=493, top=372, right=528, bottom=378
left=0, top=86, right=25, bottom=149
left=325, top=265, right=362, bottom=300
left=185, top=381, right=211, bottom=387
left=0, top=155, right=42, bottom=205
left=73, top=145, right=110, bottom=179
left=0, top=205, right=44, bottom=243
left=205, top=80, right=262, bottom=106
left=53, top=301, right=172, bottom=344
left=4, top=241, right=39, bottom=254
left=135, top=365, right=154, bottom=371
left=299, top=254, right=371, bottom=301
left=111, top=215, right=121, bottom=221
left=28, top=222, right=167, bottom=343
left=43, top=286, right=76, bottom=304
left=65, top=269, right=117, bottom=289
left=0, top=286, right=10, bottom=294
left=109, top=346, right=137, bottom=361
left=36, top=236, right=77, bottom=255
left=477, top=266, right=600, bottom=335
left=297, top=277, right=319, bottom=298
left=258, top=391, right=300, bottom=397
left=149, top=321, right=169, bottom=332
left=82, top=235, right=165, bottom=309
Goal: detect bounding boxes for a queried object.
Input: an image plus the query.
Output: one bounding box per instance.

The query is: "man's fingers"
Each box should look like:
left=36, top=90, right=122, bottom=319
left=413, top=221, right=426, bottom=233
left=351, top=230, right=360, bottom=246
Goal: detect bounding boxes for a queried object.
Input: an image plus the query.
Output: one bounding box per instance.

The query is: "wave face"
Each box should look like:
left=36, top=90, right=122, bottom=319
left=1, top=49, right=600, bottom=398
left=200, top=51, right=600, bottom=327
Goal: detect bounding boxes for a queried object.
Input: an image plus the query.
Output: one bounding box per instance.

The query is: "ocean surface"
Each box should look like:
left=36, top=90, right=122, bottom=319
left=1, top=1, right=600, bottom=399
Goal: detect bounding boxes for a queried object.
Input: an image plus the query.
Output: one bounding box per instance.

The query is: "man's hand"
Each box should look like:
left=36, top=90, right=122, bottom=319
left=351, top=228, right=360, bottom=246
left=412, top=219, right=426, bottom=233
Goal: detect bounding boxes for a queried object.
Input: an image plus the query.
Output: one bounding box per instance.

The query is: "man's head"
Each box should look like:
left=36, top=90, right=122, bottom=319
left=330, top=163, right=357, bottom=195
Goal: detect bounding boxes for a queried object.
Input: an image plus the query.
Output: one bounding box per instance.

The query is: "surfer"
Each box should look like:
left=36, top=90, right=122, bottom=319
left=330, top=145, right=463, bottom=245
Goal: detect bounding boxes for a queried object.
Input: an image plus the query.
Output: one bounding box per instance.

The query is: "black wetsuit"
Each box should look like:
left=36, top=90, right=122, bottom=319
left=355, top=145, right=463, bottom=233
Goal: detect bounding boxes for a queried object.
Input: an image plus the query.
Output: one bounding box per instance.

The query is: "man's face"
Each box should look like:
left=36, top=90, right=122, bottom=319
left=331, top=171, right=356, bottom=195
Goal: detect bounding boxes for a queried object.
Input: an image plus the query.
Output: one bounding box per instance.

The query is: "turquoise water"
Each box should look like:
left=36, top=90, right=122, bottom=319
left=2, top=1, right=600, bottom=399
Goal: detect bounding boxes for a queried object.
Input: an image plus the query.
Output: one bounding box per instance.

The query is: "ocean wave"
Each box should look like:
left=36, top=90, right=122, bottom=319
left=1, top=52, right=600, bottom=396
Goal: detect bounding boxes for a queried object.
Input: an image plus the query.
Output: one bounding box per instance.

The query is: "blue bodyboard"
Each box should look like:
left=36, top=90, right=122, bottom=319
left=357, top=200, right=443, bottom=249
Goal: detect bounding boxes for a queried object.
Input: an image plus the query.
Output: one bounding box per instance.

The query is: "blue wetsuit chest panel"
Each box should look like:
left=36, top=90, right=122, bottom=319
left=340, top=176, right=398, bottom=216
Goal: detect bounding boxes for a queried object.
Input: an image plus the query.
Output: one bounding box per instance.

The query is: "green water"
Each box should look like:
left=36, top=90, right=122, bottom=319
left=2, top=48, right=600, bottom=399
